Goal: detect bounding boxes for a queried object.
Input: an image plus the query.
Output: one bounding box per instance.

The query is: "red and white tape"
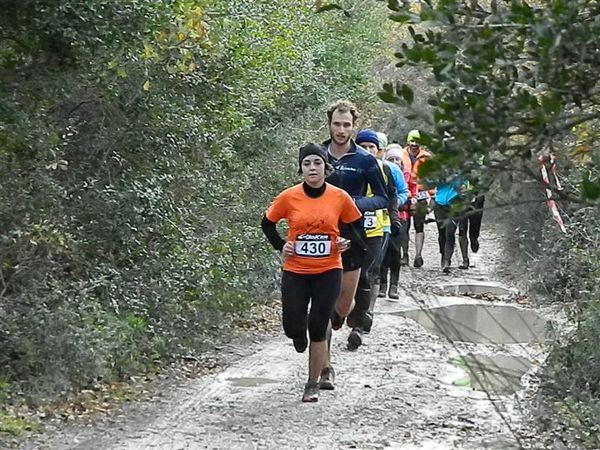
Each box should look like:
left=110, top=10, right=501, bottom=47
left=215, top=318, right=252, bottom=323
left=538, top=153, right=566, bottom=233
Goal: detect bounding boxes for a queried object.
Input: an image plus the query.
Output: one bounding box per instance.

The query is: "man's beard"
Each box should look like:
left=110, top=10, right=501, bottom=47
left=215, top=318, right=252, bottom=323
left=331, top=133, right=351, bottom=146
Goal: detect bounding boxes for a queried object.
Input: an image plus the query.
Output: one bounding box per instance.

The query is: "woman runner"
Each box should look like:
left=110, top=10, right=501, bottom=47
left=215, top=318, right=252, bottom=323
left=379, top=144, right=416, bottom=298
left=261, top=143, right=362, bottom=402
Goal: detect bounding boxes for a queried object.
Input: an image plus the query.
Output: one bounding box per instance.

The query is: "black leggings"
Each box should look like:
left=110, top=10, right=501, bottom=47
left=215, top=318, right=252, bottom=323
left=434, top=202, right=459, bottom=259
left=281, top=269, right=342, bottom=342
left=358, top=236, right=383, bottom=290
left=408, top=199, right=428, bottom=233
left=349, top=236, right=382, bottom=329
left=463, top=194, right=484, bottom=240
left=434, top=201, right=467, bottom=260
left=381, top=229, right=404, bottom=286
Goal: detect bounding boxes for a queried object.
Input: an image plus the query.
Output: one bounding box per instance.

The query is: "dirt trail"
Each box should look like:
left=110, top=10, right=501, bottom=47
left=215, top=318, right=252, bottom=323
left=21, top=223, right=547, bottom=450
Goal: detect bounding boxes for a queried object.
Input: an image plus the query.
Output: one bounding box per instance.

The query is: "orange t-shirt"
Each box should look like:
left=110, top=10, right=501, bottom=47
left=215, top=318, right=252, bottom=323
left=266, top=182, right=362, bottom=275
left=401, top=146, right=433, bottom=194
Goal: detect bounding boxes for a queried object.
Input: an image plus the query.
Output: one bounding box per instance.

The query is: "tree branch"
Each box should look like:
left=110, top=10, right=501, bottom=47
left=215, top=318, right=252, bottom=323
left=0, top=268, right=7, bottom=299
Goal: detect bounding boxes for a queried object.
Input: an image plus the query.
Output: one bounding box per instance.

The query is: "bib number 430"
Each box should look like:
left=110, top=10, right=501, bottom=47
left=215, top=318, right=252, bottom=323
left=295, top=234, right=331, bottom=257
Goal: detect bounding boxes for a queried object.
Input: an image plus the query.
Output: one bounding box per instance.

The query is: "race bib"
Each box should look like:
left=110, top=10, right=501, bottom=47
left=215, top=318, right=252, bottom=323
left=416, top=191, right=429, bottom=201
left=295, top=234, right=331, bottom=257
left=363, top=211, right=377, bottom=230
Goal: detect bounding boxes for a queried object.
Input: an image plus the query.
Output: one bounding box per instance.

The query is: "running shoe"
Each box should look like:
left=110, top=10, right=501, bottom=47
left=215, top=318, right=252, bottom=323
left=302, top=381, right=319, bottom=402
left=388, top=284, right=399, bottom=299
left=400, top=255, right=409, bottom=266
left=377, top=283, right=387, bottom=298
left=293, top=335, right=308, bottom=353
left=363, top=313, right=373, bottom=334
left=347, top=328, right=363, bottom=351
left=414, top=256, right=424, bottom=268
left=319, top=366, right=335, bottom=390
left=442, top=259, right=451, bottom=274
left=459, top=258, right=470, bottom=269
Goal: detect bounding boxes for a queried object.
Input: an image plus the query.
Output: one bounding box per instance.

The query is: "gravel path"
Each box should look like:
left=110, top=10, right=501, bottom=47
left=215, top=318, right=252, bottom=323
left=20, top=222, right=547, bottom=450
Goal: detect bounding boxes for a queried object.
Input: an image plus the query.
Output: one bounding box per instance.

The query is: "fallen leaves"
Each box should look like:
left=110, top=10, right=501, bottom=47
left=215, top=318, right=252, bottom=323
left=514, top=294, right=529, bottom=305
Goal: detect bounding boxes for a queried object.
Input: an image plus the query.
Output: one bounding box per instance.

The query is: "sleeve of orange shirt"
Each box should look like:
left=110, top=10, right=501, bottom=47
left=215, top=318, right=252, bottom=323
left=265, top=191, right=288, bottom=223
left=339, top=190, right=362, bottom=224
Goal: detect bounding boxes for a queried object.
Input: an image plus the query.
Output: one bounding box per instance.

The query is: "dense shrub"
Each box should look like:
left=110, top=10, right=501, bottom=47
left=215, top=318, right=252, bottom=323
left=0, top=0, right=388, bottom=402
left=494, top=156, right=600, bottom=447
left=371, top=0, right=600, bottom=444
left=541, top=207, right=600, bottom=448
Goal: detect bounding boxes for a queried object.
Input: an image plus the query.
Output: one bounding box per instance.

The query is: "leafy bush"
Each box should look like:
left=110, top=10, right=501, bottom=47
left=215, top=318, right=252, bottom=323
left=0, top=0, right=388, bottom=403
left=371, top=0, right=600, bottom=444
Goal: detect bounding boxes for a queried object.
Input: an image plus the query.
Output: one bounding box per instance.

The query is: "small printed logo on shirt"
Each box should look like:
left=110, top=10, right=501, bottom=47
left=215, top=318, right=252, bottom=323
left=335, top=165, right=359, bottom=172
left=297, top=234, right=329, bottom=241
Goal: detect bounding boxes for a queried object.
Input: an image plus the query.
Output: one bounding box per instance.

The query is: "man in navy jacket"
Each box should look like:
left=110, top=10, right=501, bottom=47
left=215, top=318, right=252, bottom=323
left=317, top=100, right=388, bottom=390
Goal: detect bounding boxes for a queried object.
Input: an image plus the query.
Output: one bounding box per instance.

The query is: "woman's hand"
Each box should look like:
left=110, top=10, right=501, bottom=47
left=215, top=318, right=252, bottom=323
left=282, top=241, right=295, bottom=260
left=336, top=237, right=351, bottom=253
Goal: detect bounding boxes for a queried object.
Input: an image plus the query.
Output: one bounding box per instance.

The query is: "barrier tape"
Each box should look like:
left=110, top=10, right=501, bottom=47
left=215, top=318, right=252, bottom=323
left=538, top=153, right=566, bottom=233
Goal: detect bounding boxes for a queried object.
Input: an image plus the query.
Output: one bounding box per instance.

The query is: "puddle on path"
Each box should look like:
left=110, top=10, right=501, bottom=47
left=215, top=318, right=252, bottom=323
left=226, top=377, right=278, bottom=387
left=395, top=304, right=547, bottom=344
left=451, top=354, right=532, bottom=395
left=440, top=283, right=511, bottom=296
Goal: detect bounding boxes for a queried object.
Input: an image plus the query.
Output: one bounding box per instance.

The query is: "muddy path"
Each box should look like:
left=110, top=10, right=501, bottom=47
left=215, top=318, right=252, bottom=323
left=20, top=223, right=550, bottom=450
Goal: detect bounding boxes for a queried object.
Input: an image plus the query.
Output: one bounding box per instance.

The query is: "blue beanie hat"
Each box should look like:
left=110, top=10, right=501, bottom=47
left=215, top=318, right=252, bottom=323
left=356, top=129, right=379, bottom=147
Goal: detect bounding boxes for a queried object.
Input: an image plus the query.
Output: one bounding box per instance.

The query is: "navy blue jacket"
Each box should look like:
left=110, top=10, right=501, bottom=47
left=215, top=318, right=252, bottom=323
left=324, top=139, right=389, bottom=213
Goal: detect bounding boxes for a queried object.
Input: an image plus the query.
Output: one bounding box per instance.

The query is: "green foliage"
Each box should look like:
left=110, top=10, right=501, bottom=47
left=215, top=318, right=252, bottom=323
left=559, top=396, right=600, bottom=450
left=550, top=299, right=600, bottom=449
left=379, top=0, right=600, bottom=200
left=0, top=0, right=387, bottom=403
left=503, top=197, right=600, bottom=444
left=316, top=4, right=345, bottom=14
left=0, top=414, right=39, bottom=436
left=528, top=208, right=600, bottom=311
left=0, top=381, right=10, bottom=404
left=376, top=0, right=600, bottom=443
